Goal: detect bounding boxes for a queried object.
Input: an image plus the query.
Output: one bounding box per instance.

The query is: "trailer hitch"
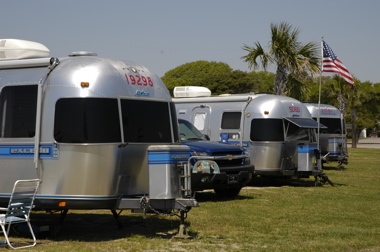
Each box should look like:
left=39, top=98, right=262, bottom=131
left=313, top=149, right=334, bottom=187
left=314, top=173, right=334, bottom=187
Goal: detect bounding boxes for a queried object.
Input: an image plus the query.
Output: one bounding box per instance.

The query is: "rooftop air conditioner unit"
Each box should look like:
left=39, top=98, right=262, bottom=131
left=173, top=86, right=211, bottom=98
left=0, top=39, right=50, bottom=60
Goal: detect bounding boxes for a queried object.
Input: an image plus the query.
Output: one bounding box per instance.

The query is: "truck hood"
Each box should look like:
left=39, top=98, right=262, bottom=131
left=181, top=140, right=244, bottom=154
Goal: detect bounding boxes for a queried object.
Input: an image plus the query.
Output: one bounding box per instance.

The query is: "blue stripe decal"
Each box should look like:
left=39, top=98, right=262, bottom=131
left=0, top=143, right=58, bottom=159
left=221, top=141, right=250, bottom=148
left=329, top=152, right=341, bottom=156
left=297, top=145, right=318, bottom=153
left=0, top=194, right=118, bottom=200
left=148, top=150, right=189, bottom=165
left=36, top=195, right=118, bottom=200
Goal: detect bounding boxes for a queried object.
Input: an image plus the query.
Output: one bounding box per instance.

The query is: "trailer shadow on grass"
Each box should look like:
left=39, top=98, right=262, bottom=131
left=248, top=176, right=316, bottom=187
left=25, top=210, right=195, bottom=242
left=194, top=191, right=254, bottom=203
left=322, top=164, right=348, bottom=171
left=247, top=173, right=345, bottom=188
left=194, top=171, right=343, bottom=203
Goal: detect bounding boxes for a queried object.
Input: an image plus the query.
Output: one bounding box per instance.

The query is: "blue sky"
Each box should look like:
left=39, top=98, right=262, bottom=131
left=2, top=0, right=379, bottom=83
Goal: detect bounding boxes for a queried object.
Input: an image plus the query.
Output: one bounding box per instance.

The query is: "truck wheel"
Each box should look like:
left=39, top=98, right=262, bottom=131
left=214, top=187, right=242, bottom=198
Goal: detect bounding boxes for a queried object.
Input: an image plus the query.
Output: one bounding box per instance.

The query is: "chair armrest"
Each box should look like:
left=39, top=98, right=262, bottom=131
left=0, top=207, right=7, bottom=212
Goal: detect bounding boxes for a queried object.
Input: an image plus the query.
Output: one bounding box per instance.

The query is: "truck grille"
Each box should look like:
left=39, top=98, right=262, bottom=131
left=212, top=151, right=242, bottom=156
left=211, top=151, right=244, bottom=167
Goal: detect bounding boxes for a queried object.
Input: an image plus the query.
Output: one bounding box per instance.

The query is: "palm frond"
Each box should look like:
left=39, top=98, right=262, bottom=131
left=241, top=42, right=271, bottom=71
left=242, top=22, right=320, bottom=95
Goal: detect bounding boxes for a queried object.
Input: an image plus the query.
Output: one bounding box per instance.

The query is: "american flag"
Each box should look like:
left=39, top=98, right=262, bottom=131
left=322, top=41, right=354, bottom=87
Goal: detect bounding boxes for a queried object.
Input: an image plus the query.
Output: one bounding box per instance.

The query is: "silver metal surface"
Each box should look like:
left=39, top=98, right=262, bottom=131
left=174, top=93, right=322, bottom=177
left=0, top=52, right=196, bottom=211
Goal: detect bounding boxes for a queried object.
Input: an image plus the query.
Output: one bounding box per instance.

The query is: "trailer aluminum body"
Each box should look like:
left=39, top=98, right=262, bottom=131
left=0, top=40, right=197, bottom=226
left=173, top=87, right=328, bottom=179
left=304, top=103, right=348, bottom=166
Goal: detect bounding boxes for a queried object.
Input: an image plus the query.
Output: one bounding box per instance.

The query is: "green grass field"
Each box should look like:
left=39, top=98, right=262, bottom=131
left=3, top=148, right=380, bottom=251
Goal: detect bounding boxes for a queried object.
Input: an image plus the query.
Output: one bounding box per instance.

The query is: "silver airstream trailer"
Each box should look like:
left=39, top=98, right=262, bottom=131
left=173, top=86, right=331, bottom=183
left=0, top=39, right=197, bottom=231
left=304, top=103, right=348, bottom=167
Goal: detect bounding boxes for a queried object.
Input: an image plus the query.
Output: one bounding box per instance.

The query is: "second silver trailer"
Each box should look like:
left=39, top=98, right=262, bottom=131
left=304, top=103, right=348, bottom=167
left=173, top=87, right=329, bottom=181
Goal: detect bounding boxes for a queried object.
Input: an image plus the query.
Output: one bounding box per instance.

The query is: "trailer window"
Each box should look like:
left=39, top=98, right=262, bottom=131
left=285, top=121, right=309, bottom=141
left=221, top=112, right=241, bottom=129
left=250, top=119, right=284, bottom=141
left=121, top=99, right=174, bottom=143
left=317, top=118, right=345, bottom=134
left=194, top=113, right=206, bottom=131
left=0, top=85, right=37, bottom=138
left=54, top=98, right=121, bottom=143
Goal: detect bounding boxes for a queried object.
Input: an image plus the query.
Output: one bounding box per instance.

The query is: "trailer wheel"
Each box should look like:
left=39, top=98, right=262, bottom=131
left=214, top=187, right=242, bottom=198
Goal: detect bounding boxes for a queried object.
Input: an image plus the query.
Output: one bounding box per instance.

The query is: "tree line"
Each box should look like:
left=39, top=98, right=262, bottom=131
left=161, top=22, right=380, bottom=146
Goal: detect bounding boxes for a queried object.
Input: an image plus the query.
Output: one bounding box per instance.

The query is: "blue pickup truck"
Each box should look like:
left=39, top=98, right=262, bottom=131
left=179, top=119, right=255, bottom=197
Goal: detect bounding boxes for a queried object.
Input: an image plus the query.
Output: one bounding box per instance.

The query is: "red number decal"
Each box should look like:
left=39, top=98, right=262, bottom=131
left=148, top=77, right=153, bottom=86
left=129, top=75, right=136, bottom=84
left=141, top=76, right=147, bottom=86
left=289, top=106, right=300, bottom=113
left=135, top=75, right=141, bottom=85
left=125, top=74, right=130, bottom=84
left=126, top=73, right=154, bottom=87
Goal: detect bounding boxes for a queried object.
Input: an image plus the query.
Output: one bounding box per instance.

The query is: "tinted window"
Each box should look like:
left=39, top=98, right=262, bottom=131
left=0, top=85, right=37, bottom=138
left=221, top=112, right=241, bottom=129
left=250, top=118, right=284, bottom=141
left=54, top=98, right=121, bottom=143
left=318, top=118, right=345, bottom=134
left=121, top=99, right=173, bottom=143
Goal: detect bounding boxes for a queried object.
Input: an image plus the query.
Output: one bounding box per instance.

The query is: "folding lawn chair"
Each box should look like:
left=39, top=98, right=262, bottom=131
left=0, top=179, right=41, bottom=249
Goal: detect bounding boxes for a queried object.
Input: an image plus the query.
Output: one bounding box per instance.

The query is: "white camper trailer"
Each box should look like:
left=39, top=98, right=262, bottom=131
left=0, top=39, right=197, bottom=232
left=304, top=103, right=348, bottom=167
left=174, top=87, right=331, bottom=182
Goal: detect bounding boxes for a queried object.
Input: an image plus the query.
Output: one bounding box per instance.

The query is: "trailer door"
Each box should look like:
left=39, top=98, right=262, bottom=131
left=0, top=85, right=39, bottom=187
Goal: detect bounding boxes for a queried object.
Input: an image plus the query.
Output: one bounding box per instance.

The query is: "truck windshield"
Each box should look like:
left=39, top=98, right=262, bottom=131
left=179, top=119, right=207, bottom=141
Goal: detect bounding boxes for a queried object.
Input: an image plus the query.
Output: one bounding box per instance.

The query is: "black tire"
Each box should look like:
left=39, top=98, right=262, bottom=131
left=214, top=187, right=242, bottom=198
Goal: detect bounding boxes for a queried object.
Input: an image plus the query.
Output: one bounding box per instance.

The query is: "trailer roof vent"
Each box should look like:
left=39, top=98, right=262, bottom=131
left=68, top=51, right=97, bottom=57
left=174, top=86, right=211, bottom=98
left=0, top=39, right=50, bottom=60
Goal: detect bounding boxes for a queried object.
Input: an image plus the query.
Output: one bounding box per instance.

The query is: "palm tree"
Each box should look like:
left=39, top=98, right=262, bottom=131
left=242, top=22, right=320, bottom=96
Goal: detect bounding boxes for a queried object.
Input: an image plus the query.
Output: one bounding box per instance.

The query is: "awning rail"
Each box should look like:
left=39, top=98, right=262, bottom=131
left=284, top=117, right=327, bottom=129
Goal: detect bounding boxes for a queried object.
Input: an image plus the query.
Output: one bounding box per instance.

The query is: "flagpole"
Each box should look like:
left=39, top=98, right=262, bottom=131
left=317, top=38, right=323, bottom=151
